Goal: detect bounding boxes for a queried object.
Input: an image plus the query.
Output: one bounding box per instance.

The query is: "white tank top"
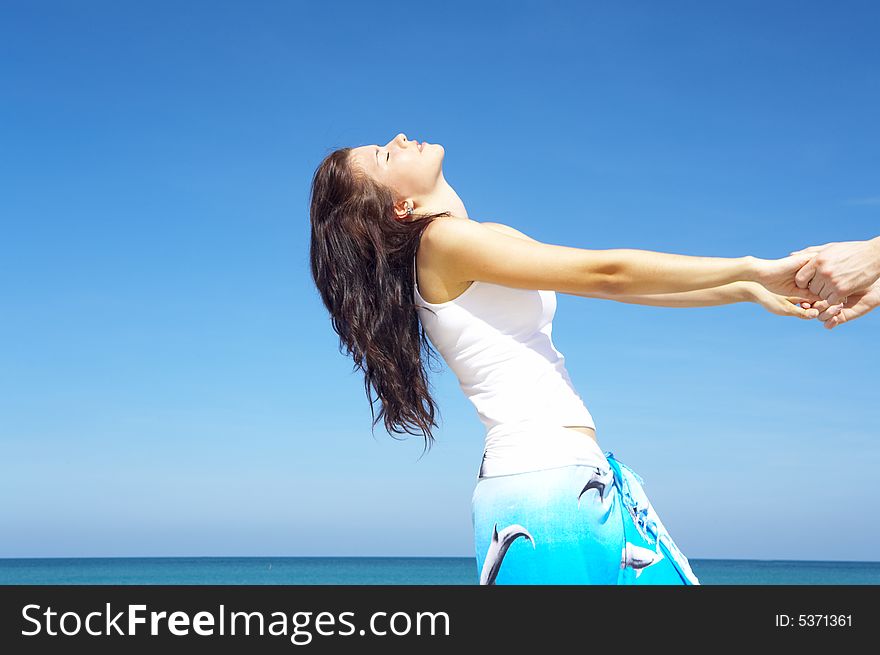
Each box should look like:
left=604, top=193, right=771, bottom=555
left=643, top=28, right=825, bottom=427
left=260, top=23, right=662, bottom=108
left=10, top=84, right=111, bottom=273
left=413, top=249, right=609, bottom=478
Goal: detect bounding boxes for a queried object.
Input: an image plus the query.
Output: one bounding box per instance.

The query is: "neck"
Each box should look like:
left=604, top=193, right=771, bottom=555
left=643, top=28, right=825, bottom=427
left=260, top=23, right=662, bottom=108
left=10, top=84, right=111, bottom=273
left=415, top=174, right=469, bottom=220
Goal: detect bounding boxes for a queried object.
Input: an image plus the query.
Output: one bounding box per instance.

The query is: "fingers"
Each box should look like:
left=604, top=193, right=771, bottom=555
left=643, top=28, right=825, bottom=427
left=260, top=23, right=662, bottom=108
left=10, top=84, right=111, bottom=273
left=823, top=304, right=865, bottom=329
left=797, top=286, right=823, bottom=302
left=817, top=303, right=843, bottom=322
left=824, top=310, right=848, bottom=329
left=781, top=297, right=819, bottom=319
left=823, top=306, right=846, bottom=328
left=811, top=298, right=834, bottom=318
left=795, top=259, right=818, bottom=289
left=818, top=287, right=875, bottom=329
left=838, top=307, right=855, bottom=324
left=808, top=276, right=823, bottom=298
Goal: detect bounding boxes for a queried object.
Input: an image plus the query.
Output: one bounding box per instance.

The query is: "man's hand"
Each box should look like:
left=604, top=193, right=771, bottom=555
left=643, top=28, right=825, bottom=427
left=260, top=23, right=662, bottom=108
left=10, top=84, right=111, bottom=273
left=791, top=238, right=880, bottom=305
left=809, top=280, right=880, bottom=329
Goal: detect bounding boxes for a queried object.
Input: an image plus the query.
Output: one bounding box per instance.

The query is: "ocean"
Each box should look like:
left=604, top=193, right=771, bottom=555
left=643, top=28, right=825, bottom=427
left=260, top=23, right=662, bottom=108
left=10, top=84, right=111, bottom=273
left=1, top=557, right=879, bottom=585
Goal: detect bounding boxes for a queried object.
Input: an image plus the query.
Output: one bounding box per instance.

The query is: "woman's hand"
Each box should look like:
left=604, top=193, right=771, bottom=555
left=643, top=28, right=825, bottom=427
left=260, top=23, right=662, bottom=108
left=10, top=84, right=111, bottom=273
left=748, top=283, right=820, bottom=320
left=750, top=254, right=823, bottom=301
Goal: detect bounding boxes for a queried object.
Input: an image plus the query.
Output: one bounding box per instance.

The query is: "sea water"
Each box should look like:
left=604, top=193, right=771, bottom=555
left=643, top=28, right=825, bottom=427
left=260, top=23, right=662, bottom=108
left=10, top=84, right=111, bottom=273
left=1, top=557, right=879, bottom=585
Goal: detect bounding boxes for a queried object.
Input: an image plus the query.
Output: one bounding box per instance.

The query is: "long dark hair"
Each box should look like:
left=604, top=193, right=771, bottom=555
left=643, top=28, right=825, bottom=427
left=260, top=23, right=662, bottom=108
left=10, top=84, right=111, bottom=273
left=309, top=146, right=452, bottom=456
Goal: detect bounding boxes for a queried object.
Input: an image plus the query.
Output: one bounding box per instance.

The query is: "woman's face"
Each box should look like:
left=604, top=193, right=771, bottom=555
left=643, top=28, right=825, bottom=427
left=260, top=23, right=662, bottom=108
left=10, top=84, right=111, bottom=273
left=349, top=133, right=444, bottom=202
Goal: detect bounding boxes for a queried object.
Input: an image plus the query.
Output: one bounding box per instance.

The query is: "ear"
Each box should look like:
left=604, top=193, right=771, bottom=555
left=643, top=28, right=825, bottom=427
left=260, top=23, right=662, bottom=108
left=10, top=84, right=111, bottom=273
left=393, top=199, right=413, bottom=221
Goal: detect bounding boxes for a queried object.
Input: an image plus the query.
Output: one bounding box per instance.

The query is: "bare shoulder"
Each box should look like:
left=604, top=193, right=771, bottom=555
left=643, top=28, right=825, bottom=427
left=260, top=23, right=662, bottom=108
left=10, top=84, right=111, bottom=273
left=420, top=217, right=611, bottom=294
left=478, top=221, right=540, bottom=243
left=422, top=218, right=539, bottom=245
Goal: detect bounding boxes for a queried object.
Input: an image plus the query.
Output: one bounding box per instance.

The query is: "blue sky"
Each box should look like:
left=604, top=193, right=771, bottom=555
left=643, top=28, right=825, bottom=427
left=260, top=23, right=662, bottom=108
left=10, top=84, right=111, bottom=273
left=1, top=0, right=877, bottom=561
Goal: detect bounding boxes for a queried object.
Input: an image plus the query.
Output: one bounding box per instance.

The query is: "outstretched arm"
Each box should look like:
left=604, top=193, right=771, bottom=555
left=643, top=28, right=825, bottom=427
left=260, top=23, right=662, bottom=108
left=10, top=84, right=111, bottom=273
left=571, top=281, right=818, bottom=319
left=466, top=221, right=819, bottom=301
left=581, top=281, right=753, bottom=307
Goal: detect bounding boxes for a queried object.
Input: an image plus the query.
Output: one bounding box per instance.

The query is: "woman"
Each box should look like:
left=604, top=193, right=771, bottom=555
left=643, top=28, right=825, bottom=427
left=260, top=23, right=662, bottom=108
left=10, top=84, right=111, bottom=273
left=309, top=133, right=822, bottom=585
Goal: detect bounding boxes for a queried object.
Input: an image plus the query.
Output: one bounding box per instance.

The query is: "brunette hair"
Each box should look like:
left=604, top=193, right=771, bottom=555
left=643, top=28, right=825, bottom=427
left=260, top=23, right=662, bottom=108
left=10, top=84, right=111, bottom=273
left=308, top=146, right=452, bottom=456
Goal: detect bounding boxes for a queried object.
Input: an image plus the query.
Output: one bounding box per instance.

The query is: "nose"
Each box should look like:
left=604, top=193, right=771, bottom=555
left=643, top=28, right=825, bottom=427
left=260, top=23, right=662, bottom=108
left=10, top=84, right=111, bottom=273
left=389, top=133, right=408, bottom=148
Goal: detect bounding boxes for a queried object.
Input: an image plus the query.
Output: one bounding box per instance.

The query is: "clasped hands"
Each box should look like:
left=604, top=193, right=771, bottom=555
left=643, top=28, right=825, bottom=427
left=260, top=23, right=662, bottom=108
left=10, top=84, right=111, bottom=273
left=758, top=237, right=880, bottom=329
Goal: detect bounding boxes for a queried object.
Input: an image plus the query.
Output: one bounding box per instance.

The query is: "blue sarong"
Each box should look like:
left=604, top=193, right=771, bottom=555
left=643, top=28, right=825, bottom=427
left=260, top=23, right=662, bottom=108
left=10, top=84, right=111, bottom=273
left=472, top=451, right=700, bottom=585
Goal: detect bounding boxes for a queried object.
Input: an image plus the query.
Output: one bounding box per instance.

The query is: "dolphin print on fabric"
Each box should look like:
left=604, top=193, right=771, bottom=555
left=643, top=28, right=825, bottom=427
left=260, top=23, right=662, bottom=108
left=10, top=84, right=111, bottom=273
left=620, top=541, right=665, bottom=577
left=577, top=466, right=615, bottom=508
left=479, top=522, right=536, bottom=585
